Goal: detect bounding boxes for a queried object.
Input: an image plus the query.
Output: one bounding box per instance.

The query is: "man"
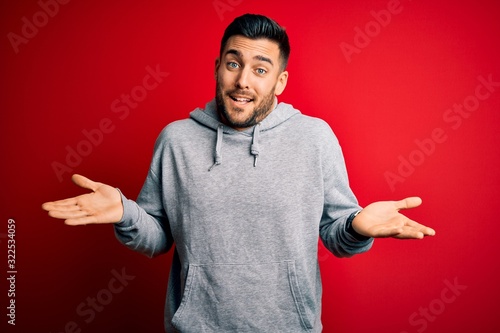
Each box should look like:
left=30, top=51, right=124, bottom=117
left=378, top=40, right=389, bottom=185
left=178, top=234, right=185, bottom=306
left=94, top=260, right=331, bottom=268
left=43, top=14, right=435, bottom=333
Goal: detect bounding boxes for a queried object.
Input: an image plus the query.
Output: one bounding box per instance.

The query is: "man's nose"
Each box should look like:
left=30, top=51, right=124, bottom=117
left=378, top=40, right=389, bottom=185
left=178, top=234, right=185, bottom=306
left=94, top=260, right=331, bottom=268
left=235, top=68, right=250, bottom=89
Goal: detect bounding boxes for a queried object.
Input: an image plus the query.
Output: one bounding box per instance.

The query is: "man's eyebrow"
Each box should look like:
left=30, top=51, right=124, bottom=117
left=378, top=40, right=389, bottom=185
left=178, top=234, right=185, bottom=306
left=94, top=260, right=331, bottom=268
left=255, top=55, right=273, bottom=66
left=226, top=49, right=242, bottom=58
left=225, top=49, right=274, bottom=66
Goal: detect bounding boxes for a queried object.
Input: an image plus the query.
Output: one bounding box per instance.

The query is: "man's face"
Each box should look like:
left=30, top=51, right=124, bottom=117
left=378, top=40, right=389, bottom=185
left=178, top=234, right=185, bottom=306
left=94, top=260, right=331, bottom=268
left=215, top=36, right=288, bottom=130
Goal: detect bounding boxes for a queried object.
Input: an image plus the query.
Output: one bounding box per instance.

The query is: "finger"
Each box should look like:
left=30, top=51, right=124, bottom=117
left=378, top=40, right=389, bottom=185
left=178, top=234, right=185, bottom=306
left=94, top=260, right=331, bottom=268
left=392, top=224, right=437, bottom=239
left=65, top=215, right=99, bottom=226
left=370, top=219, right=435, bottom=239
left=368, top=224, right=405, bottom=238
left=422, top=227, right=436, bottom=236
left=395, top=197, right=422, bottom=210
left=48, top=209, right=89, bottom=220
left=404, top=219, right=436, bottom=236
left=72, top=174, right=100, bottom=192
left=372, top=222, right=424, bottom=239
left=376, top=227, right=404, bottom=238
left=393, top=226, right=426, bottom=239
left=42, top=200, right=81, bottom=212
left=42, top=198, right=78, bottom=210
left=42, top=175, right=98, bottom=210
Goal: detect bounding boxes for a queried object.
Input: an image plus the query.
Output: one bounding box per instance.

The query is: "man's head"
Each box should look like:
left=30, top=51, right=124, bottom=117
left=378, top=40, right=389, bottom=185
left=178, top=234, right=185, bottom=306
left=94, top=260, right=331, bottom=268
left=220, top=14, right=290, bottom=71
left=215, top=14, right=290, bottom=130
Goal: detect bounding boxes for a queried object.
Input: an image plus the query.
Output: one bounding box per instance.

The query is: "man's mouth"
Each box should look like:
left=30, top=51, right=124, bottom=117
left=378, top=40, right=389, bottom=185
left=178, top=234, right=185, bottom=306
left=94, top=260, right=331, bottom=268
left=229, top=95, right=254, bottom=105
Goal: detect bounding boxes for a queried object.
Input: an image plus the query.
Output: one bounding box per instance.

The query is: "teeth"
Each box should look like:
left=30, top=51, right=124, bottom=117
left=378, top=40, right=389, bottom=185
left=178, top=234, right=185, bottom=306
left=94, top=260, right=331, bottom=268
left=231, top=96, right=251, bottom=102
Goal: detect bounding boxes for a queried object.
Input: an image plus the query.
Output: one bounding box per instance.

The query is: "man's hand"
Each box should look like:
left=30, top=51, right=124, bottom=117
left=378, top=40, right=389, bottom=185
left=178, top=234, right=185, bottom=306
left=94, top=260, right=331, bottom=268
left=42, top=174, right=123, bottom=226
left=352, top=197, right=435, bottom=239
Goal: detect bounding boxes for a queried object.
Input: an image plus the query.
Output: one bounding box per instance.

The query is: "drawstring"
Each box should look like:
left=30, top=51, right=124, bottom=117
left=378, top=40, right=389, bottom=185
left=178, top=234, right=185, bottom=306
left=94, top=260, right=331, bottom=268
left=250, top=123, right=261, bottom=167
left=208, top=123, right=261, bottom=171
left=208, top=124, right=224, bottom=171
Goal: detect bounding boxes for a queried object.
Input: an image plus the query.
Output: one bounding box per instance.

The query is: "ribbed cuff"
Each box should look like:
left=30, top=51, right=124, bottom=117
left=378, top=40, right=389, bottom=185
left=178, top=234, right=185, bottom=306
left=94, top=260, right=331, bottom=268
left=346, top=210, right=371, bottom=241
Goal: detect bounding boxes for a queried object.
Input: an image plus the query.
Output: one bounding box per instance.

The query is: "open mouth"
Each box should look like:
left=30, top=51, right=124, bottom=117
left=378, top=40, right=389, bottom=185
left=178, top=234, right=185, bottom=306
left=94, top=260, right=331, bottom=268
left=229, top=95, right=254, bottom=105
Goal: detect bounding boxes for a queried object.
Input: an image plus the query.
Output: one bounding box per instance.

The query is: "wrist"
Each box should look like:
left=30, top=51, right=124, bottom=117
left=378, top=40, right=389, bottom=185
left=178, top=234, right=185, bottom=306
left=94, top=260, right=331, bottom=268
left=346, top=210, right=370, bottom=241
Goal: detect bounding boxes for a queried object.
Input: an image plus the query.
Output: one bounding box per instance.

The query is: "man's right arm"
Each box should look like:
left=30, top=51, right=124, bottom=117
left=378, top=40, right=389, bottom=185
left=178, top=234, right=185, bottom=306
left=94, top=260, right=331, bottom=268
left=114, top=171, right=173, bottom=258
left=42, top=173, right=173, bottom=258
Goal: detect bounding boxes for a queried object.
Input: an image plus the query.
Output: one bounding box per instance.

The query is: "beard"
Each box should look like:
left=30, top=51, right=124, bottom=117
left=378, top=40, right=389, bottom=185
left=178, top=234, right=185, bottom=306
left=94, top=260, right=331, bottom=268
left=215, top=80, right=275, bottom=129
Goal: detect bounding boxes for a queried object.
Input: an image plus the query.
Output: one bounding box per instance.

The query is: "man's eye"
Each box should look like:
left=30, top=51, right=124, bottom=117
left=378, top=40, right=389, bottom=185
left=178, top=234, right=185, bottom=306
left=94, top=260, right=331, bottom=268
left=227, top=62, right=239, bottom=69
left=256, top=68, right=267, bottom=75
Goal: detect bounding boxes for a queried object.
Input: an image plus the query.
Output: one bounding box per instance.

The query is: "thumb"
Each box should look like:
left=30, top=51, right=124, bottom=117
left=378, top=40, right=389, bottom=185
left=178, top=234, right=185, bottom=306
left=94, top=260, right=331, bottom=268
left=395, top=197, right=422, bottom=210
left=71, top=174, right=99, bottom=192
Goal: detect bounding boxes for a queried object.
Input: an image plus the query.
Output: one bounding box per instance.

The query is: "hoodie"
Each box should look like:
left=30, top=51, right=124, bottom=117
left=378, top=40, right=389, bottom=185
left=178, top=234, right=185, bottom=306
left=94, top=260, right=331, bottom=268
left=114, top=99, right=373, bottom=332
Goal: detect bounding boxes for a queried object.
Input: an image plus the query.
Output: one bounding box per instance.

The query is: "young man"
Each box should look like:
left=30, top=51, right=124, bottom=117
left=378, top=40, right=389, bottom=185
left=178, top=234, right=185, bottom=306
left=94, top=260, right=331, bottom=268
left=43, top=14, right=435, bottom=333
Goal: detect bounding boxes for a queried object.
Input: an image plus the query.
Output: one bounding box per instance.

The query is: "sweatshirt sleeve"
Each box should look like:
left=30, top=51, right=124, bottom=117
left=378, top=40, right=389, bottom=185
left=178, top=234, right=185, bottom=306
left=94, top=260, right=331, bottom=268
left=318, top=123, right=374, bottom=258
left=113, top=131, right=174, bottom=258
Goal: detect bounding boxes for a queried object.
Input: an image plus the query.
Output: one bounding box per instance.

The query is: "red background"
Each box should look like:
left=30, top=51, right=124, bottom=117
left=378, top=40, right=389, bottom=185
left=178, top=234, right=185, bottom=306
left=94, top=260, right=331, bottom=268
left=1, top=0, right=499, bottom=332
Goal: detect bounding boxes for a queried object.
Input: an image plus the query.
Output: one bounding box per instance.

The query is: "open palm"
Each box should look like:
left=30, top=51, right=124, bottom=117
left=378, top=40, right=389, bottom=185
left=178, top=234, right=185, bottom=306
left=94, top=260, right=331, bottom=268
left=352, top=197, right=435, bottom=239
left=42, top=174, right=123, bottom=226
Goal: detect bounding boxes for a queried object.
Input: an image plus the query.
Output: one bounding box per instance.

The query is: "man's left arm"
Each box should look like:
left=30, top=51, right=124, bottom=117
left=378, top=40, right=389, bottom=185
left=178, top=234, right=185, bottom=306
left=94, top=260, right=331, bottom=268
left=317, top=122, right=434, bottom=258
left=318, top=122, right=375, bottom=257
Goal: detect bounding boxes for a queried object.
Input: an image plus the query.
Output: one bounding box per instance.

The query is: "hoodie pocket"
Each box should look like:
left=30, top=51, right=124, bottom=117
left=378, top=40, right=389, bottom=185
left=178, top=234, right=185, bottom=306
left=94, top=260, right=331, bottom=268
left=171, top=261, right=313, bottom=332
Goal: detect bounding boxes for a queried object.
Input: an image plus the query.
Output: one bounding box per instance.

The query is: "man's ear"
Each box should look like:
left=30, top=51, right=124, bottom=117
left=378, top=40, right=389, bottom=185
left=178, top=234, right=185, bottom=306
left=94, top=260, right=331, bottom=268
left=214, top=57, right=220, bottom=80
left=275, top=70, right=289, bottom=96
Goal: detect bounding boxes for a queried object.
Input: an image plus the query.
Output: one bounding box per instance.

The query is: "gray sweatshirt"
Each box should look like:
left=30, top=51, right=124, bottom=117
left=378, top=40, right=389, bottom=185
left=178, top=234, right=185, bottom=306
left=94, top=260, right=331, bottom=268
left=114, top=99, right=373, bottom=332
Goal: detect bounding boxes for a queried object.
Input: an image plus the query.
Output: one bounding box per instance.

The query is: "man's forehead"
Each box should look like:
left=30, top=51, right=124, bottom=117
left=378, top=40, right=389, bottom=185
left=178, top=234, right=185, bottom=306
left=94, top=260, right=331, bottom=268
left=222, top=36, right=280, bottom=59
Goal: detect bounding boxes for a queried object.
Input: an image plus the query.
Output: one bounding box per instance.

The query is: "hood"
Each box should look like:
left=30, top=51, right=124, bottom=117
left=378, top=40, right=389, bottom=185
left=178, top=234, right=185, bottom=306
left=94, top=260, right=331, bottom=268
left=190, top=98, right=300, bottom=171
